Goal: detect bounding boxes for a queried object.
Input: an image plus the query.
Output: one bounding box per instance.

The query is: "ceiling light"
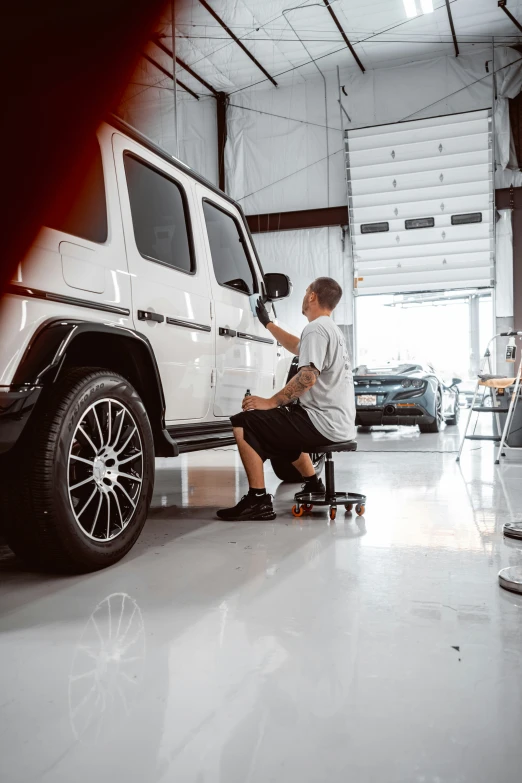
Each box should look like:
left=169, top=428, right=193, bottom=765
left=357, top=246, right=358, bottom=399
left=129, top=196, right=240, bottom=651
left=403, top=0, right=417, bottom=18
left=420, top=0, right=434, bottom=12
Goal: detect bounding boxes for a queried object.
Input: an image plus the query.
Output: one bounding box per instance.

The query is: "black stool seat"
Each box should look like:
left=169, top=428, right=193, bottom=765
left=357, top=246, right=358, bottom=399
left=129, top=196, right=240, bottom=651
left=320, top=440, right=357, bottom=453
left=292, top=439, right=365, bottom=520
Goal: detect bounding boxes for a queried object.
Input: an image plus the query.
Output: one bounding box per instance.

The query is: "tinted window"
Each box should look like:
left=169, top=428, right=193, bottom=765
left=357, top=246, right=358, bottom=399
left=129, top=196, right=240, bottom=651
left=124, top=153, right=193, bottom=273
left=203, top=201, right=256, bottom=294
left=49, top=140, right=108, bottom=243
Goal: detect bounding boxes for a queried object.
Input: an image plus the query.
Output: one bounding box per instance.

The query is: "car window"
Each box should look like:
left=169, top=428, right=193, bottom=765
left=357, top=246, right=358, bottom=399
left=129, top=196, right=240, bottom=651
left=48, top=139, right=108, bottom=243
left=202, top=200, right=256, bottom=295
left=124, top=153, right=194, bottom=273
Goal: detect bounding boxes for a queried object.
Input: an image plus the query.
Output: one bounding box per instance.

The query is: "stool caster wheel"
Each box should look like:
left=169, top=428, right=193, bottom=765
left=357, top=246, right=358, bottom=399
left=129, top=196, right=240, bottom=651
left=303, top=503, right=314, bottom=512
left=355, top=504, right=365, bottom=516
left=329, top=507, right=337, bottom=521
left=292, top=504, right=304, bottom=518
left=344, top=503, right=353, bottom=513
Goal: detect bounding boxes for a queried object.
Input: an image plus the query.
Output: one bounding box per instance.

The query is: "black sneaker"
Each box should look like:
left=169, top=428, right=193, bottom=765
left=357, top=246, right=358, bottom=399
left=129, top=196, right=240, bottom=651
left=301, top=476, right=325, bottom=495
left=217, top=493, right=276, bottom=521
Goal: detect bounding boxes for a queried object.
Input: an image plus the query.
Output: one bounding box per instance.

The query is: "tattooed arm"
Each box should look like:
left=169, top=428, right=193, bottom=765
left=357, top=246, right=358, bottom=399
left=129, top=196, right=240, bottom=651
left=242, top=365, right=319, bottom=411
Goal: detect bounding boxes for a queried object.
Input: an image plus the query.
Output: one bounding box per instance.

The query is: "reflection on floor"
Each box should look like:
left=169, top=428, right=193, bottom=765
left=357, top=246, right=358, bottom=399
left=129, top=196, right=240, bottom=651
left=1, top=423, right=522, bottom=783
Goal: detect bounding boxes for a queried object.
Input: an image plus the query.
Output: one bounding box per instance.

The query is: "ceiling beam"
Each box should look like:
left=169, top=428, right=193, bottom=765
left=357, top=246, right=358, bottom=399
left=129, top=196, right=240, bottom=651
left=445, top=0, right=459, bottom=57
left=197, top=0, right=278, bottom=87
left=142, top=53, right=200, bottom=100
left=152, top=35, right=220, bottom=97
left=498, top=1, right=522, bottom=35
left=246, top=205, right=348, bottom=233
left=322, top=0, right=365, bottom=73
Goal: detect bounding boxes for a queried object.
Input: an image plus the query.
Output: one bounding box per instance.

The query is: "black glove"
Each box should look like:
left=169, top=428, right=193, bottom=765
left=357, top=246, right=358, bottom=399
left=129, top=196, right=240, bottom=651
left=255, top=297, right=272, bottom=328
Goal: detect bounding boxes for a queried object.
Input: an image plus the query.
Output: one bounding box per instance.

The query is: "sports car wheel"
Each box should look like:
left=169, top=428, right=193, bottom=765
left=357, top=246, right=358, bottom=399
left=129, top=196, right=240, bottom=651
left=419, top=389, right=443, bottom=434
left=445, top=398, right=460, bottom=426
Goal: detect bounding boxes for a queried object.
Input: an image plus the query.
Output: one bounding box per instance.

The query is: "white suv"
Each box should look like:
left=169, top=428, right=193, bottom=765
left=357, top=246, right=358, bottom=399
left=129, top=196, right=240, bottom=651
left=0, top=117, right=294, bottom=573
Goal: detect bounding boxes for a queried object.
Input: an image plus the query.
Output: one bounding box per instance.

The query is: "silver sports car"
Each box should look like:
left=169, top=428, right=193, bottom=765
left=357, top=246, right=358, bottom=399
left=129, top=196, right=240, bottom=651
left=354, top=363, right=461, bottom=433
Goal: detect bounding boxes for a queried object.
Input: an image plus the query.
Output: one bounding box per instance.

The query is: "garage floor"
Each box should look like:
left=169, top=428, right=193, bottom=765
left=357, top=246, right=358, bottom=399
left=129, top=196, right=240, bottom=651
left=1, top=425, right=522, bottom=783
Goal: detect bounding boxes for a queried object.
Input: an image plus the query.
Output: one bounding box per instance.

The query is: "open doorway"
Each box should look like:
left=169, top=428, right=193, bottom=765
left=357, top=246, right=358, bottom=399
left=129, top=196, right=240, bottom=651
left=355, top=289, right=494, bottom=387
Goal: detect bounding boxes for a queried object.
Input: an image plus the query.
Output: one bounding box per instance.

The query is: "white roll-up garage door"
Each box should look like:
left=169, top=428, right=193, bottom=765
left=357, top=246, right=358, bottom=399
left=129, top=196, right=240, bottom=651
left=345, top=109, right=494, bottom=295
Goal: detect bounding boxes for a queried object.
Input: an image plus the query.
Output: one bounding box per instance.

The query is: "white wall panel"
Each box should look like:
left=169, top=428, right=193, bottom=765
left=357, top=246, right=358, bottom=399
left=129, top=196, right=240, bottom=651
left=346, top=109, right=494, bottom=295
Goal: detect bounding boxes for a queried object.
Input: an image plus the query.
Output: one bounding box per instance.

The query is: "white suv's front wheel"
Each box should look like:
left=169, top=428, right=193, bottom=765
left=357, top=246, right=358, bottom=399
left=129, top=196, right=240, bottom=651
left=2, top=368, right=154, bottom=573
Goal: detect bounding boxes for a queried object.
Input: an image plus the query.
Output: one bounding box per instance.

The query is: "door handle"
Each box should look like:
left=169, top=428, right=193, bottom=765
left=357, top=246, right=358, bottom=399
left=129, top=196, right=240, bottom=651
left=138, top=310, right=164, bottom=323
left=219, top=327, right=237, bottom=337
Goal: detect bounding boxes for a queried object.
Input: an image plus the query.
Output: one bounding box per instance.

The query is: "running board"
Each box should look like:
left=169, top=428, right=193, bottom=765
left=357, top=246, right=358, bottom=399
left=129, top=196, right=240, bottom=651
left=166, top=421, right=235, bottom=455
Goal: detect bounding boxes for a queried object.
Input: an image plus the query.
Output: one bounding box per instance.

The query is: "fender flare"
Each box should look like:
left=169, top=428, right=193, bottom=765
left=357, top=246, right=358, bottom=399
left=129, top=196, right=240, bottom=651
left=12, top=319, right=178, bottom=457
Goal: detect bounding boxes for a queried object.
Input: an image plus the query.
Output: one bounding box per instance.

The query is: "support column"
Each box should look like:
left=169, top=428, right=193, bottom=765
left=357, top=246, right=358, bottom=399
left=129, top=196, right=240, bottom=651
left=217, top=92, right=228, bottom=192
left=469, top=294, right=481, bottom=378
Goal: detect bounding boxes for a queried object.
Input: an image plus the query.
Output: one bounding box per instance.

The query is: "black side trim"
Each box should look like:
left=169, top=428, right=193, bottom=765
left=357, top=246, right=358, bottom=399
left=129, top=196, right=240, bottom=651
left=6, top=283, right=130, bottom=317
left=167, top=317, right=211, bottom=332
left=237, top=331, right=274, bottom=345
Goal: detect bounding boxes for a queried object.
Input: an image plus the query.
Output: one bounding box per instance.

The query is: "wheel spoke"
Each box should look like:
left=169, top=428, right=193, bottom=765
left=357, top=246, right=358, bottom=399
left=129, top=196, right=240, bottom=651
left=116, top=471, right=142, bottom=484
left=114, top=481, right=137, bottom=510
left=107, top=401, right=112, bottom=449
left=112, top=408, right=126, bottom=449
left=116, top=426, right=137, bottom=456
left=109, top=488, right=124, bottom=530
left=77, top=486, right=99, bottom=518
left=92, top=406, right=104, bottom=449
left=119, top=451, right=142, bottom=466
left=70, top=455, right=95, bottom=467
left=90, top=493, right=104, bottom=536
left=70, top=475, right=95, bottom=491
left=79, top=425, right=98, bottom=454
left=106, top=494, right=111, bottom=539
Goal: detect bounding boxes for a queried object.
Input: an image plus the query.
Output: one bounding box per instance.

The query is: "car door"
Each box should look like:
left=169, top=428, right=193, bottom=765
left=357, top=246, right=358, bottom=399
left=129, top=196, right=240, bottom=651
left=196, top=187, right=276, bottom=417
left=113, top=133, right=213, bottom=422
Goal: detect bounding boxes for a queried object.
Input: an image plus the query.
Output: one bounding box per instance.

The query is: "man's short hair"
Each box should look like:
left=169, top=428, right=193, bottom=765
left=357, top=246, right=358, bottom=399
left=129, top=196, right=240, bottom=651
left=310, top=277, right=343, bottom=310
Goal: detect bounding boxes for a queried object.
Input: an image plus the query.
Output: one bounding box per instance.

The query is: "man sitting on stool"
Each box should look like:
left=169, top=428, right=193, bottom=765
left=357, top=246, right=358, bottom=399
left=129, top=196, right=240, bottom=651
left=217, top=277, right=356, bottom=521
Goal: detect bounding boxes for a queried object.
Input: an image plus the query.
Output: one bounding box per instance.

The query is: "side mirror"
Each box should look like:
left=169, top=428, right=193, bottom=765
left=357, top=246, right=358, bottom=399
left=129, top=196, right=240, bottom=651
left=452, top=377, right=462, bottom=386
left=264, top=272, right=292, bottom=301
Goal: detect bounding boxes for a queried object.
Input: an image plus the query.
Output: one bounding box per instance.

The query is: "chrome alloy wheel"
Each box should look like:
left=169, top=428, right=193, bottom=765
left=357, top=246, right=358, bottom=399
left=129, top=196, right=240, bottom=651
left=67, top=399, right=143, bottom=541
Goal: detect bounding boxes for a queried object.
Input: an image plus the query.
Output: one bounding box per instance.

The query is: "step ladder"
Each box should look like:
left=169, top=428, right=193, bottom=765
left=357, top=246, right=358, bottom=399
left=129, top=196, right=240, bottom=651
left=457, top=331, right=522, bottom=464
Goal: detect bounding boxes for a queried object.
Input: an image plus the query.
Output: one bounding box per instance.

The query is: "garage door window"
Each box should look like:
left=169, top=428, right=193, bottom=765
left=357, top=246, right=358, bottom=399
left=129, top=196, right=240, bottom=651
left=48, top=139, right=108, bottom=244
left=203, top=200, right=256, bottom=294
left=124, top=153, right=194, bottom=274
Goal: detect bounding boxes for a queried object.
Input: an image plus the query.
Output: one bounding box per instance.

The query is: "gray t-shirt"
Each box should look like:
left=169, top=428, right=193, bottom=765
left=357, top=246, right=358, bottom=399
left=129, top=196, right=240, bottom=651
left=297, top=316, right=356, bottom=442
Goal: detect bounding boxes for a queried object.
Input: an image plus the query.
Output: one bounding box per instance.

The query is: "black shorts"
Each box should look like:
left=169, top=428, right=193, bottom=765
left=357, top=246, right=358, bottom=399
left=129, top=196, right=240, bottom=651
left=230, top=404, right=335, bottom=462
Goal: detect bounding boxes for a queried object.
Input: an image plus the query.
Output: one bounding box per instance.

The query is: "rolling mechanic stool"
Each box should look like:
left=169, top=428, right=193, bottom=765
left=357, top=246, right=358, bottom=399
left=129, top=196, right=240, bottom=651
left=292, top=441, right=366, bottom=521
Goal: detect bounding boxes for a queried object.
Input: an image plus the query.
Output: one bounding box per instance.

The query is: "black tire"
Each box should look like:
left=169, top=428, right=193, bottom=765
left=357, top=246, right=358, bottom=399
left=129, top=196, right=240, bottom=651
left=2, top=368, right=154, bottom=573
left=445, top=399, right=460, bottom=426
left=270, top=452, right=326, bottom=483
left=419, top=389, right=443, bottom=434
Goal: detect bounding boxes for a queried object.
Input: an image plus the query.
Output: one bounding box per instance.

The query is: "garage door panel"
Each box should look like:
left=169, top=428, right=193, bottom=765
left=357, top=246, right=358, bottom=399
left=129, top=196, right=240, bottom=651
left=350, top=163, right=491, bottom=197
left=356, top=238, right=492, bottom=263
left=353, top=181, right=488, bottom=209
left=347, top=113, right=489, bottom=152
left=349, top=132, right=489, bottom=168
left=356, top=250, right=492, bottom=273
left=353, top=222, right=491, bottom=251
left=349, top=150, right=489, bottom=182
left=346, top=109, right=493, bottom=294
left=352, top=194, right=490, bottom=224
